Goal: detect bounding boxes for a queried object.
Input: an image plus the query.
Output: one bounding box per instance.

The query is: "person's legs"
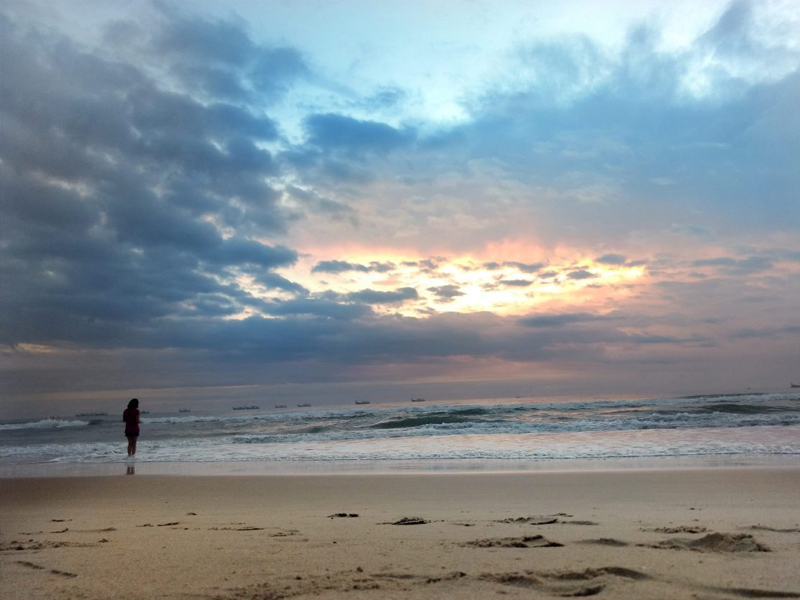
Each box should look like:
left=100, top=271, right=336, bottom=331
left=126, top=435, right=137, bottom=456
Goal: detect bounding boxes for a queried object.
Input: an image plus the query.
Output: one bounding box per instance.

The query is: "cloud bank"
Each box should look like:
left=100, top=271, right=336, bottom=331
left=1, top=1, right=798, bottom=410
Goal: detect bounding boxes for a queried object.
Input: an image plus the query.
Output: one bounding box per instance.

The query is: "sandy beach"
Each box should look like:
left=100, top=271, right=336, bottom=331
left=1, top=467, right=799, bottom=600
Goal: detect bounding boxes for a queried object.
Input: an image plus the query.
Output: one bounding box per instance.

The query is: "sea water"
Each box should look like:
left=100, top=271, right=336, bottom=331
left=1, top=392, right=799, bottom=475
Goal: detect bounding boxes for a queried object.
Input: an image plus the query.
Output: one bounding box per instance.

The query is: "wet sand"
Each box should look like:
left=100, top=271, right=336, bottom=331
left=1, top=468, right=799, bottom=599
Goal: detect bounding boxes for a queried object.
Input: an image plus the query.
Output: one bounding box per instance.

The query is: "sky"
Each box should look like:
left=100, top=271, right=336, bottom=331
left=1, top=0, right=799, bottom=416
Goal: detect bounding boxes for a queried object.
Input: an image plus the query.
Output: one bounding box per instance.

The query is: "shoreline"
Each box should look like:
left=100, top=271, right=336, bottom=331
left=3, top=453, right=799, bottom=478
left=2, top=467, right=799, bottom=600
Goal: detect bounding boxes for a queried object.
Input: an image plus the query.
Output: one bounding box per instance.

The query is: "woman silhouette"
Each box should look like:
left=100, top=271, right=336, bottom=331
left=123, top=398, right=141, bottom=456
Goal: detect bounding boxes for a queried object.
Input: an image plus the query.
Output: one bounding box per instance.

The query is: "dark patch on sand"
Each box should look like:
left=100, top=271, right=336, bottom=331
left=745, top=525, right=800, bottom=533
left=328, top=513, right=359, bottom=519
left=385, top=517, right=429, bottom=525
left=647, top=525, right=708, bottom=534
left=580, top=538, right=629, bottom=547
left=647, top=532, right=771, bottom=553
left=214, top=568, right=468, bottom=599
left=50, top=569, right=78, bottom=578
left=496, top=516, right=559, bottom=525
left=16, top=560, right=45, bottom=570
left=269, top=530, right=299, bottom=538
left=2, top=540, right=97, bottom=551
left=709, top=586, right=800, bottom=598
left=464, top=534, right=563, bottom=548
left=424, top=571, right=467, bottom=584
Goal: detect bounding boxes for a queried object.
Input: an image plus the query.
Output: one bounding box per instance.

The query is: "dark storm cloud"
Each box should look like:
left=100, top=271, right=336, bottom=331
left=265, top=298, right=371, bottom=320
left=151, top=4, right=309, bottom=102
left=0, top=7, right=308, bottom=352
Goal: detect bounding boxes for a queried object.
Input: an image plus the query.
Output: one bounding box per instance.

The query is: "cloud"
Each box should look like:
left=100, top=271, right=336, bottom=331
left=729, top=324, right=800, bottom=340
left=566, top=270, right=598, bottom=280
left=0, top=7, right=306, bottom=352
left=428, top=285, right=465, bottom=300
left=500, top=279, right=534, bottom=287
left=150, top=4, right=310, bottom=102
left=595, top=253, right=627, bottom=265
left=1, top=1, right=798, bottom=402
left=265, top=298, right=371, bottom=320
left=304, top=113, right=416, bottom=154
left=519, top=313, right=605, bottom=328
left=311, top=260, right=396, bottom=274
left=692, top=256, right=774, bottom=275
left=504, top=261, right=546, bottom=273
left=346, top=287, right=419, bottom=304
left=285, top=185, right=357, bottom=224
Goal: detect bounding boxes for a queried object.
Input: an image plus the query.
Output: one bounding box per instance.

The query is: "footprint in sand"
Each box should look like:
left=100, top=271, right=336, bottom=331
left=579, top=538, right=630, bottom=547
left=50, top=569, right=78, bottom=578
left=15, top=560, right=78, bottom=578
left=481, top=566, right=649, bottom=597
left=463, top=535, right=563, bottom=548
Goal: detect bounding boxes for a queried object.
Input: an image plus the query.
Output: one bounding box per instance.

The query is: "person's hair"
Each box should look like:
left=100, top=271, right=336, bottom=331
left=128, top=398, right=139, bottom=409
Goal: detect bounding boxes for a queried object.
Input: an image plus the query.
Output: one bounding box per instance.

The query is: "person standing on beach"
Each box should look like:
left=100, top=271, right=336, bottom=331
left=123, top=398, right=141, bottom=456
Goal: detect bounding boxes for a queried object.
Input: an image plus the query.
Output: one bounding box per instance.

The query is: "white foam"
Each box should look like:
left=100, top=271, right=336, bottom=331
left=0, top=418, right=90, bottom=431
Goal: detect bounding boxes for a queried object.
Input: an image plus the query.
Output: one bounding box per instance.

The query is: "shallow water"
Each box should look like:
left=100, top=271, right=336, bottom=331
left=2, top=392, right=798, bottom=474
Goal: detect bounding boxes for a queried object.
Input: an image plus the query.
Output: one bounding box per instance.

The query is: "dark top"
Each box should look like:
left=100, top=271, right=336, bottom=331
left=123, top=408, right=140, bottom=435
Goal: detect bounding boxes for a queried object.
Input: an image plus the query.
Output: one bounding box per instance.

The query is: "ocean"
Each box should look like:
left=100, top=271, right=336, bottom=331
left=1, top=392, right=799, bottom=476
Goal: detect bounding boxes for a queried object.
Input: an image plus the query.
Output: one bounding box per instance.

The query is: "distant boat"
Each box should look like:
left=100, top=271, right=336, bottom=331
left=141, top=410, right=150, bottom=414
left=355, top=401, right=370, bottom=405
left=791, top=383, right=800, bottom=388
left=232, top=405, right=260, bottom=410
left=76, top=412, right=108, bottom=417
left=410, top=398, right=426, bottom=402
left=274, top=404, right=287, bottom=409
left=178, top=409, right=191, bottom=413
left=297, top=403, right=312, bottom=408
